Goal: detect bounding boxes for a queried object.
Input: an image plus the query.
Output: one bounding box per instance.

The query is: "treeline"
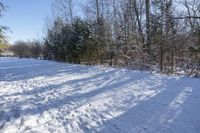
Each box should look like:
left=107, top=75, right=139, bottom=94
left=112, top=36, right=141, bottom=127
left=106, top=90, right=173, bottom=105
left=10, top=0, right=200, bottom=76
left=11, top=40, right=43, bottom=58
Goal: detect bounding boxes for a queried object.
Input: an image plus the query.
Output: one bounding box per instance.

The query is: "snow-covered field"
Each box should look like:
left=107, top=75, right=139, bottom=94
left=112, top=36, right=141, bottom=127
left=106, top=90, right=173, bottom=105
left=0, top=57, right=200, bottom=133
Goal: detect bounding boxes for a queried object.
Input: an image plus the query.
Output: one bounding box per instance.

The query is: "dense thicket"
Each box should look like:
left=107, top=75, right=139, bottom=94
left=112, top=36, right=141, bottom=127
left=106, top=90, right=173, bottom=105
left=42, top=0, right=200, bottom=76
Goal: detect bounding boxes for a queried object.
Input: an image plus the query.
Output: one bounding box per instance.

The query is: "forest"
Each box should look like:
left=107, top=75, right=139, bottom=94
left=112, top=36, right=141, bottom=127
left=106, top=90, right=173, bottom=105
left=1, top=0, right=200, bottom=76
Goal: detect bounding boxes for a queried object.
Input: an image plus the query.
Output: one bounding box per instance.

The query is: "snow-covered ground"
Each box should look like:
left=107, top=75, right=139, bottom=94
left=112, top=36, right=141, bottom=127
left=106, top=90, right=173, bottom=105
left=0, top=57, right=200, bottom=133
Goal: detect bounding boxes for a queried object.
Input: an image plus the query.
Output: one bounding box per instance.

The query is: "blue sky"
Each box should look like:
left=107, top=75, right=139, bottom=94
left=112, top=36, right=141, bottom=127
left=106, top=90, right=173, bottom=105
left=0, top=0, right=53, bottom=44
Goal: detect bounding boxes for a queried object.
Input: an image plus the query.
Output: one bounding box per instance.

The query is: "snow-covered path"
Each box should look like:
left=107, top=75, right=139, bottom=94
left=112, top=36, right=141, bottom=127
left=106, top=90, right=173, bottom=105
left=0, top=57, right=200, bottom=133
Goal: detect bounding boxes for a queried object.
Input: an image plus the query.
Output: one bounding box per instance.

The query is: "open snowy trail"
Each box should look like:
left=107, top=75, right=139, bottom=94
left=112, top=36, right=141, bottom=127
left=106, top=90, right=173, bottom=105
left=0, top=58, right=200, bottom=133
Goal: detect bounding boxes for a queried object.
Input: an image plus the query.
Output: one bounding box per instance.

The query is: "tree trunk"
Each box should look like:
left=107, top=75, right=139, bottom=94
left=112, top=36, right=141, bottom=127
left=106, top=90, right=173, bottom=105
left=145, top=0, right=150, bottom=47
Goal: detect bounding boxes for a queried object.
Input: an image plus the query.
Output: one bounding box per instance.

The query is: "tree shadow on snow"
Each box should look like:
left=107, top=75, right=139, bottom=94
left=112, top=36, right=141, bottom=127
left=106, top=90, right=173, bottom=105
left=1, top=58, right=199, bottom=133
left=0, top=65, right=148, bottom=129
left=98, top=78, right=200, bottom=133
left=0, top=58, right=103, bottom=81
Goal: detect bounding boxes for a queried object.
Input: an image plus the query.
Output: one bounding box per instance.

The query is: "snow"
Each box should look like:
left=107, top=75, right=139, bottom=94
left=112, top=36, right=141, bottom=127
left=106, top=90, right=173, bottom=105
left=0, top=57, right=200, bottom=133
